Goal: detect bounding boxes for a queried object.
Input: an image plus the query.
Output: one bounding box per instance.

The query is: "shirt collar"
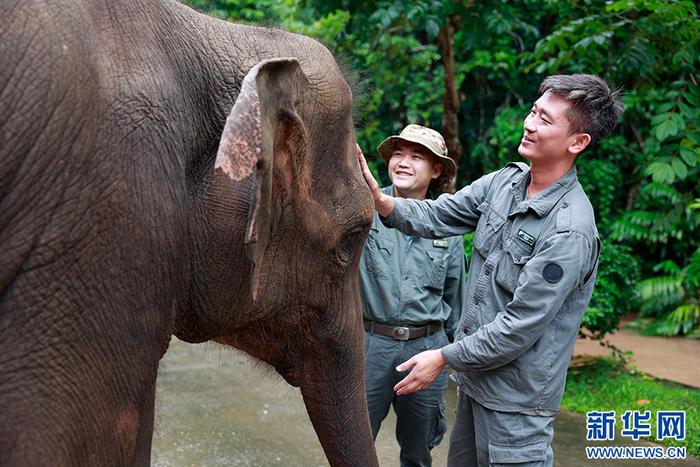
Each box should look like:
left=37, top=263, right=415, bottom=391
left=384, top=184, right=434, bottom=200
left=510, top=165, right=578, bottom=217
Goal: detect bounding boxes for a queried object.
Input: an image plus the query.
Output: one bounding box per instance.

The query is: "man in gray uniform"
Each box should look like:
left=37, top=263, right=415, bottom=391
left=357, top=75, right=624, bottom=466
left=360, top=124, right=466, bottom=467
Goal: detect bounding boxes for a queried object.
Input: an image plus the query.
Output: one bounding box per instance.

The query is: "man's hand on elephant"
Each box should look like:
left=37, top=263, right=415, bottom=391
left=356, top=143, right=395, bottom=218
left=393, top=349, right=447, bottom=395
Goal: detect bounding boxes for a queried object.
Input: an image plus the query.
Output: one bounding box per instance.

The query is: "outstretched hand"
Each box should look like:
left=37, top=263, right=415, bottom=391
left=356, top=144, right=380, bottom=193
left=394, top=349, right=448, bottom=396
left=356, top=143, right=395, bottom=218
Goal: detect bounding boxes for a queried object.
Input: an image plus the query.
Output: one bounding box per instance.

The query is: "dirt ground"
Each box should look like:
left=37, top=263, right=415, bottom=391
left=573, top=330, right=700, bottom=388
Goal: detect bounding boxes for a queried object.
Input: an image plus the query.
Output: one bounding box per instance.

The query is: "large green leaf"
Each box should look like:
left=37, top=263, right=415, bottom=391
left=655, top=119, right=678, bottom=141
left=671, top=158, right=688, bottom=179
left=679, top=146, right=697, bottom=166
left=646, top=161, right=675, bottom=183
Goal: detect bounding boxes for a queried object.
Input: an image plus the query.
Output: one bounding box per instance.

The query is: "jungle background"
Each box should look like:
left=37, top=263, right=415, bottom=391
left=183, top=0, right=700, bottom=341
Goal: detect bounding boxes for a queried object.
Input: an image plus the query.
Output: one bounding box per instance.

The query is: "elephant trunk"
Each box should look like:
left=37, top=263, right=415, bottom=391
left=299, top=336, right=378, bottom=467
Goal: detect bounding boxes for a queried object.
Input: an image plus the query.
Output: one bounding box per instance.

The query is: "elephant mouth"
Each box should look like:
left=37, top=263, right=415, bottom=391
left=240, top=303, right=321, bottom=387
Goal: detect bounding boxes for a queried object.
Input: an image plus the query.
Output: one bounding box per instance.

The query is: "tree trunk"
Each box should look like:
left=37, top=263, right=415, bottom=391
left=438, top=14, right=463, bottom=193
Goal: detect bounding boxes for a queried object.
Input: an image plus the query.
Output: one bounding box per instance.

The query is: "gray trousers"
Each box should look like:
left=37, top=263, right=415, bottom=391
left=364, top=329, right=449, bottom=467
left=447, top=390, right=555, bottom=467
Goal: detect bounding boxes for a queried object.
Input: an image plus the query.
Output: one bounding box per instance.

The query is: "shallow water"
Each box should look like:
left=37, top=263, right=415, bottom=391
left=153, top=338, right=697, bottom=466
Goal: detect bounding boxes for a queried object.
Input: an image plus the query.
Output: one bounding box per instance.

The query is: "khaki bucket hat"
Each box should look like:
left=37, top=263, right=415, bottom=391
left=376, top=124, right=456, bottom=191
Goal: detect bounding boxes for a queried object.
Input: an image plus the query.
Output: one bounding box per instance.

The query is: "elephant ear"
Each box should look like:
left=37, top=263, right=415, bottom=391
left=214, top=58, right=310, bottom=302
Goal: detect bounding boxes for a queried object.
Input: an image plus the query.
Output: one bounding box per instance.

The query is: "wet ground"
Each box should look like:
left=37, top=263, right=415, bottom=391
left=153, top=338, right=698, bottom=466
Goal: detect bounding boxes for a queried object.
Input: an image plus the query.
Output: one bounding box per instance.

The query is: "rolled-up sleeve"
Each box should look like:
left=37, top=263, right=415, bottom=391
left=441, top=230, right=593, bottom=371
left=382, top=172, right=498, bottom=239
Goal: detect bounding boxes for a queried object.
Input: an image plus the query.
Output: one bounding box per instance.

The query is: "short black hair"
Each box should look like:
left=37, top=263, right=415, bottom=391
left=539, top=74, right=624, bottom=146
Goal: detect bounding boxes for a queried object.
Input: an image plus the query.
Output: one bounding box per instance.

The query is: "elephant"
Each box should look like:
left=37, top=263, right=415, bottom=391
left=0, top=0, right=379, bottom=465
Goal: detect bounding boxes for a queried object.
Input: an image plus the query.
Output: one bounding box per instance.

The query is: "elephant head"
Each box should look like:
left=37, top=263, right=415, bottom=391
left=0, top=0, right=377, bottom=465
left=180, top=57, right=378, bottom=464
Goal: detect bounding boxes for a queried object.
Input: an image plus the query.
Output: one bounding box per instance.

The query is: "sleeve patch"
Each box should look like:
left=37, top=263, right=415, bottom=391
left=543, top=263, right=564, bottom=283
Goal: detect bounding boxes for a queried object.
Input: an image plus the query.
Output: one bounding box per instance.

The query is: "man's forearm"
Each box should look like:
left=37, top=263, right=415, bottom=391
left=375, top=191, right=395, bottom=218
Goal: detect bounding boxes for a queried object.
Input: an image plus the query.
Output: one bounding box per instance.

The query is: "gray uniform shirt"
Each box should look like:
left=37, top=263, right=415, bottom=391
left=382, top=163, right=600, bottom=414
left=360, top=186, right=466, bottom=341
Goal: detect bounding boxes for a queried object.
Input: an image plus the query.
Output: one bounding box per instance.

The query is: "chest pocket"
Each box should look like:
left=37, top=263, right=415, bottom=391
left=495, top=240, right=533, bottom=293
left=363, top=228, right=395, bottom=278
left=422, top=250, right=450, bottom=291
left=473, top=201, right=506, bottom=258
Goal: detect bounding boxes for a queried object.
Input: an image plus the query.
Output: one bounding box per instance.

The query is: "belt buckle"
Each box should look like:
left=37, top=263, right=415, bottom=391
left=393, top=326, right=410, bottom=340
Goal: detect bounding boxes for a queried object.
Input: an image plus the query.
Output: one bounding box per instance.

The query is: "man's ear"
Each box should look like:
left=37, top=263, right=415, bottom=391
left=569, top=133, right=592, bottom=155
left=431, top=162, right=444, bottom=179
left=212, top=58, right=310, bottom=302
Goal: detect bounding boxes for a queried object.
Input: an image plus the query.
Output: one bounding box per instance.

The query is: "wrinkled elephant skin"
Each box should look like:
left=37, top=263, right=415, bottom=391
left=0, top=0, right=377, bottom=465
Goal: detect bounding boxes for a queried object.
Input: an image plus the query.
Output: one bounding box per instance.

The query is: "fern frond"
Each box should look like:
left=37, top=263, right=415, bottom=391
left=637, top=274, right=685, bottom=316
left=654, top=303, right=700, bottom=336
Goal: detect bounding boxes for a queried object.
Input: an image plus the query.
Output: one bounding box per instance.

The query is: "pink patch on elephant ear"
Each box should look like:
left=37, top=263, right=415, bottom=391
left=214, top=76, right=262, bottom=182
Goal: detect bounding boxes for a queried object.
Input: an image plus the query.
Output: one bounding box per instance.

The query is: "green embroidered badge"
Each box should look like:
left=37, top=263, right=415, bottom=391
left=517, top=229, right=535, bottom=246
left=433, top=239, right=449, bottom=248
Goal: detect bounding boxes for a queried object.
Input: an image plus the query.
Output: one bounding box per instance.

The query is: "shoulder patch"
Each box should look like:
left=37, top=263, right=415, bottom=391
left=543, top=263, right=564, bottom=283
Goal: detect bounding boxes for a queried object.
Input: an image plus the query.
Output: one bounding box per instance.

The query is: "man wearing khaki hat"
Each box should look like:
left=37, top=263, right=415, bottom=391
left=359, top=124, right=467, bottom=467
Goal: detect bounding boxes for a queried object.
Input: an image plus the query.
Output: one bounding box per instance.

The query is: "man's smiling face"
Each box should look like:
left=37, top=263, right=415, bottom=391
left=388, top=140, right=442, bottom=199
left=518, top=91, right=579, bottom=163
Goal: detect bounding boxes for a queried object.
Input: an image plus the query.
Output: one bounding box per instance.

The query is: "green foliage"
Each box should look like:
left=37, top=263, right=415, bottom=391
left=473, top=105, right=530, bottom=173
left=647, top=304, right=700, bottom=338
left=182, top=0, right=287, bottom=22
left=576, top=155, right=625, bottom=228
left=582, top=244, right=639, bottom=339
left=610, top=183, right=694, bottom=251
left=627, top=196, right=700, bottom=336
left=462, top=232, right=474, bottom=265
left=638, top=261, right=684, bottom=317
left=636, top=248, right=700, bottom=336
left=563, top=357, right=700, bottom=456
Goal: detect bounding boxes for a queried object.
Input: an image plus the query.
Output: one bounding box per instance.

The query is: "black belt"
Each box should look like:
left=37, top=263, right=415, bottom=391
left=363, top=320, right=442, bottom=341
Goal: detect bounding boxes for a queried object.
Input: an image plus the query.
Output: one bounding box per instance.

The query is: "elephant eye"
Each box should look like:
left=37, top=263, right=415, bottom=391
left=336, top=229, right=366, bottom=266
